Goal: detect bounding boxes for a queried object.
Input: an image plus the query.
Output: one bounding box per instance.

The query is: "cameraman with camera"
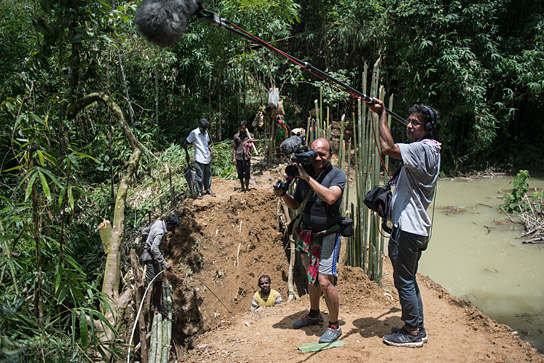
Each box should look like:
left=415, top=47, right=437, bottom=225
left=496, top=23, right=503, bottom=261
left=366, top=98, right=441, bottom=348
left=273, top=137, right=346, bottom=344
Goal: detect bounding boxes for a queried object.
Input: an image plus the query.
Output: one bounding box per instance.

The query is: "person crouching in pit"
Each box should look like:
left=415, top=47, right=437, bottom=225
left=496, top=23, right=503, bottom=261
left=250, top=275, right=282, bottom=311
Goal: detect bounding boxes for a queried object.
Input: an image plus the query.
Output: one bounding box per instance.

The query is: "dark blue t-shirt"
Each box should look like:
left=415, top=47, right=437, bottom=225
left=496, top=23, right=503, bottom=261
left=292, top=164, right=346, bottom=230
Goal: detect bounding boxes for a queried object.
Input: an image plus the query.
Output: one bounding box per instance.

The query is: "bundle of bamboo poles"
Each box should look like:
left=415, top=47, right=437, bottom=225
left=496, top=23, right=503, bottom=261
left=341, top=61, right=394, bottom=287
left=278, top=65, right=394, bottom=287
left=147, top=281, right=173, bottom=363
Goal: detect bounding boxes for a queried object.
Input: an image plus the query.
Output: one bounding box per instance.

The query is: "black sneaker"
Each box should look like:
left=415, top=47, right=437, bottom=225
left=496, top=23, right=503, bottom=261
left=293, top=313, right=324, bottom=329
left=197, top=193, right=203, bottom=200
left=383, top=327, right=424, bottom=348
left=392, top=326, right=427, bottom=343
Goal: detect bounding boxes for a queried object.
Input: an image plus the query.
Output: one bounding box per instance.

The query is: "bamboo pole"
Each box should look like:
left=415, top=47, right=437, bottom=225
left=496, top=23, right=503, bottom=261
left=148, top=312, right=158, bottom=363
left=326, top=107, right=331, bottom=140
left=320, top=87, right=323, bottom=138
left=352, top=110, right=361, bottom=268
left=369, top=60, right=380, bottom=280
left=316, top=99, right=322, bottom=139
left=162, top=282, right=172, bottom=362
left=346, top=139, right=352, bottom=265
left=313, top=99, right=319, bottom=142
left=361, top=64, right=372, bottom=274
left=339, top=114, right=345, bottom=171
left=349, top=202, right=355, bottom=265
left=345, top=138, right=351, bottom=214
left=306, top=114, right=312, bottom=146
left=156, top=313, right=163, bottom=363
left=161, top=282, right=167, bottom=363
left=373, top=85, right=385, bottom=284
left=354, top=103, right=364, bottom=271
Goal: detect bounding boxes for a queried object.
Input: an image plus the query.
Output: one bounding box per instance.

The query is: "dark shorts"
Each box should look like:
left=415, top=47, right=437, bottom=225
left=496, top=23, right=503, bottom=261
left=144, top=260, right=162, bottom=282
left=236, top=159, right=251, bottom=179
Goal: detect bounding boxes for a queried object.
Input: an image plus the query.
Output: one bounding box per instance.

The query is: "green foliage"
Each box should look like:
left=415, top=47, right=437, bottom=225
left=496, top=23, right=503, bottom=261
left=211, top=140, right=237, bottom=180
left=1, top=0, right=544, bottom=358
left=0, top=197, right=117, bottom=361
left=502, top=170, right=532, bottom=213
left=0, top=85, right=121, bottom=360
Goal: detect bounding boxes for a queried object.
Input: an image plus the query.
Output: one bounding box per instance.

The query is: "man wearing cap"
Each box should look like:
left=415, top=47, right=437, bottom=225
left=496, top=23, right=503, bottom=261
left=184, top=118, right=215, bottom=199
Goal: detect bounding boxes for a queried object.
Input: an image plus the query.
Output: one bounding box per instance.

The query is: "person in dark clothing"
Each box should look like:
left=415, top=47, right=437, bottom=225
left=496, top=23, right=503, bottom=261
left=233, top=121, right=255, bottom=192
left=140, top=214, right=181, bottom=314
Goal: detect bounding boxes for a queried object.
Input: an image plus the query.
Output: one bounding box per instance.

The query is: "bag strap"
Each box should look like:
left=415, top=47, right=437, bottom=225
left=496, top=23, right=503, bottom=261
left=290, top=189, right=312, bottom=240
left=386, top=162, right=403, bottom=187
left=427, top=153, right=441, bottom=242
left=308, top=162, right=334, bottom=200
left=290, top=162, right=333, bottom=238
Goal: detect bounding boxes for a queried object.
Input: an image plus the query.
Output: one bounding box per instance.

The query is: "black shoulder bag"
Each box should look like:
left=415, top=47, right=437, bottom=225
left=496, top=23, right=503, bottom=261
left=363, top=163, right=403, bottom=233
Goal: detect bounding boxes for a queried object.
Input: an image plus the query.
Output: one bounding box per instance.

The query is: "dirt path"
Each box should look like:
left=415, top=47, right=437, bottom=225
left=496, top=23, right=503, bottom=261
left=162, top=165, right=543, bottom=362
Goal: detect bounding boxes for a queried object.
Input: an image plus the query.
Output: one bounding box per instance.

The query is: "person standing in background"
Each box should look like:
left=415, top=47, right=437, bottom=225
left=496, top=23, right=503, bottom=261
left=184, top=118, right=215, bottom=200
left=233, top=121, right=255, bottom=192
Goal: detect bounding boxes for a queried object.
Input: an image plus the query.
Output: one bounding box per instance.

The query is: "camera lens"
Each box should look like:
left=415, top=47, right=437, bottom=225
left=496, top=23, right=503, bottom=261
left=285, top=165, right=298, bottom=178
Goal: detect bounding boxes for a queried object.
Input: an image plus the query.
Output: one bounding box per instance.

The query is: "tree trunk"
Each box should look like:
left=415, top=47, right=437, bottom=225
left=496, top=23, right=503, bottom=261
left=67, top=92, right=142, bottom=360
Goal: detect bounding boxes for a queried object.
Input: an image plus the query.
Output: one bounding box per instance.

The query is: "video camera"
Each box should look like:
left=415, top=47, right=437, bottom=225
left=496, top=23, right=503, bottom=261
left=274, top=136, right=318, bottom=193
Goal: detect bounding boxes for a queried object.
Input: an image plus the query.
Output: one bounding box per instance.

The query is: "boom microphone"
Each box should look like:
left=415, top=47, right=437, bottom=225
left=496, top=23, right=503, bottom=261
left=135, top=0, right=203, bottom=47
left=279, top=136, right=303, bottom=155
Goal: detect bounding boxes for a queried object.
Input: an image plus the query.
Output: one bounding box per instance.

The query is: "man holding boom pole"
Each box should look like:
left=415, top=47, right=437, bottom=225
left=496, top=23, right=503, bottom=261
left=367, top=98, right=441, bottom=348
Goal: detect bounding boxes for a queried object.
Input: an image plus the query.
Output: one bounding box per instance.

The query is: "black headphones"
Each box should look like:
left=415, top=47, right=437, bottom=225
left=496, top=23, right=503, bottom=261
left=421, top=105, right=437, bottom=132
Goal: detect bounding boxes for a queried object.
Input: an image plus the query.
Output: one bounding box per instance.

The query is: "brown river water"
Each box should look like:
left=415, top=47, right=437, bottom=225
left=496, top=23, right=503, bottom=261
left=417, top=175, right=544, bottom=351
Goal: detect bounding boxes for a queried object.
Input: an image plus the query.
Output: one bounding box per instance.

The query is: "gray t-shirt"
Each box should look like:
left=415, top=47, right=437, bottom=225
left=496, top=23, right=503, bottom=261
left=392, top=139, right=441, bottom=236
left=140, top=220, right=168, bottom=266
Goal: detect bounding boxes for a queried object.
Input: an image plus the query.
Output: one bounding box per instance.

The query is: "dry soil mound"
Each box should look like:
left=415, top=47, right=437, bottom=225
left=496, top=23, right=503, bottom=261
left=161, top=169, right=543, bottom=362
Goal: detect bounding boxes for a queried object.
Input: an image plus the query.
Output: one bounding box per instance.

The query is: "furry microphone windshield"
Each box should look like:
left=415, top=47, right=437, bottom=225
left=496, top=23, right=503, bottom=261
left=279, top=136, right=304, bottom=155
left=136, top=0, right=203, bottom=47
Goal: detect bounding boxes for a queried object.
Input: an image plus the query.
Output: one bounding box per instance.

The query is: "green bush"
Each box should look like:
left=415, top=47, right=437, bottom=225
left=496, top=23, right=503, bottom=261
left=502, top=170, right=532, bottom=213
